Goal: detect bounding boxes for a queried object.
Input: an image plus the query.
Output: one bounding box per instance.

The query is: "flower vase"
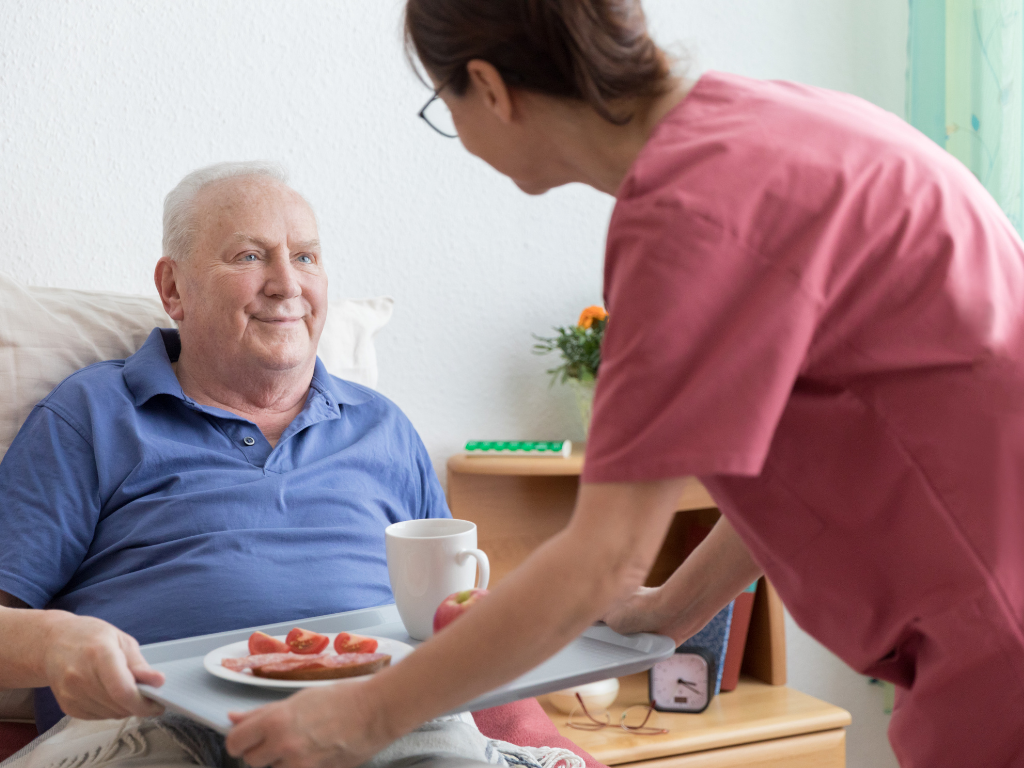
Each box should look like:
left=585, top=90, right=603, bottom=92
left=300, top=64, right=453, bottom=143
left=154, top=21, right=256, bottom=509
left=568, top=377, right=596, bottom=436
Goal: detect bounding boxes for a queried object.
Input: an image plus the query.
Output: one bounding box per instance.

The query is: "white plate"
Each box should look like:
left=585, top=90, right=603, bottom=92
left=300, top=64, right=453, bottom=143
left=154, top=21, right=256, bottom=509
left=204, top=633, right=414, bottom=689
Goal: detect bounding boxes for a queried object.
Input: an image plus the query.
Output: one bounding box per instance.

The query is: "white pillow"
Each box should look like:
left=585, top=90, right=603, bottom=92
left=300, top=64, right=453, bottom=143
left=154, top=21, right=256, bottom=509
left=0, top=271, right=393, bottom=463
left=318, top=296, right=394, bottom=389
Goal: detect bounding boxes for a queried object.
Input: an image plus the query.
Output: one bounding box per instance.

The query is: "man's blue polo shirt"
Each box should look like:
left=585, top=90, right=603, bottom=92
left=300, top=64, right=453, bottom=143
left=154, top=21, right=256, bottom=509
left=0, top=328, right=449, bottom=729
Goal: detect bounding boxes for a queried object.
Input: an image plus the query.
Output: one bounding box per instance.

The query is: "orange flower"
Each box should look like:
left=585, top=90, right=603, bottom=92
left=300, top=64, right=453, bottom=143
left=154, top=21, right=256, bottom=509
left=577, top=305, right=608, bottom=329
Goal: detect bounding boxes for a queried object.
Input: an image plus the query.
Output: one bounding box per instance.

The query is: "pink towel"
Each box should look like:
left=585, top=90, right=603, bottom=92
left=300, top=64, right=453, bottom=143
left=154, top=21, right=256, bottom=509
left=472, top=698, right=606, bottom=768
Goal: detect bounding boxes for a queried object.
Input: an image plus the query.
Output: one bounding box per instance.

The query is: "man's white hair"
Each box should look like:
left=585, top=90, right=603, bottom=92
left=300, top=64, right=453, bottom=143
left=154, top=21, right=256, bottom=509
left=162, top=161, right=289, bottom=262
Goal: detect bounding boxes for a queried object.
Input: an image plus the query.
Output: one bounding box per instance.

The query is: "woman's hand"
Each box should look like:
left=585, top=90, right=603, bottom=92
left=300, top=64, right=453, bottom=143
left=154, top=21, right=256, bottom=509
left=602, top=586, right=665, bottom=636
left=225, top=681, right=384, bottom=768
left=605, top=517, right=764, bottom=645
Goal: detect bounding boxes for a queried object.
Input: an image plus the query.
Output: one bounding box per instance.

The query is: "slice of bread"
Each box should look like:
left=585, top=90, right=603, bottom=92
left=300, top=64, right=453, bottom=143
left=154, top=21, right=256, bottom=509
left=252, top=653, right=391, bottom=680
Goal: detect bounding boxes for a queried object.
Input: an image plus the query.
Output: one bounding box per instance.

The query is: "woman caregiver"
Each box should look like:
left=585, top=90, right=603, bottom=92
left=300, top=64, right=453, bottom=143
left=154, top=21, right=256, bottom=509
left=226, top=2, right=1024, bottom=767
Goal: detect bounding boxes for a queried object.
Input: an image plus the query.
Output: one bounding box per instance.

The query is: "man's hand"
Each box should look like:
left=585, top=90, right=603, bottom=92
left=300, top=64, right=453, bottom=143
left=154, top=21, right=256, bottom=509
left=226, top=682, right=383, bottom=768
left=39, top=611, right=165, bottom=720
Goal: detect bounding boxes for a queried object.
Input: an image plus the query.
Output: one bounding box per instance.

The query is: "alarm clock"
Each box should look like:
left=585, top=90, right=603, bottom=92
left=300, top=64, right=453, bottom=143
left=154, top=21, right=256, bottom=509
left=649, top=646, right=714, bottom=713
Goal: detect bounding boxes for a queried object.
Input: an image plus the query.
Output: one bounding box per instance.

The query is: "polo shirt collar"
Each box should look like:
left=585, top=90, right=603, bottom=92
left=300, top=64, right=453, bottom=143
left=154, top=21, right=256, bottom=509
left=310, top=358, right=374, bottom=407
left=124, top=328, right=372, bottom=408
left=123, top=328, right=186, bottom=406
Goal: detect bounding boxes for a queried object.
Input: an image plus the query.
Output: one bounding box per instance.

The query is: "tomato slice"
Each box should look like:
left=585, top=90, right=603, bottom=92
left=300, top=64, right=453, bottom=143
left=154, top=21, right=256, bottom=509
left=285, top=628, right=330, bottom=654
left=334, top=632, right=379, bottom=654
left=248, top=631, right=290, bottom=655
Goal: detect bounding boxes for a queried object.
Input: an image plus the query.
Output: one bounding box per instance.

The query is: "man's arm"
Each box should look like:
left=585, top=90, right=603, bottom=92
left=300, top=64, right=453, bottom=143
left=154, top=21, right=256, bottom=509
left=0, top=590, right=164, bottom=720
left=0, top=400, right=165, bottom=720
left=602, top=515, right=763, bottom=643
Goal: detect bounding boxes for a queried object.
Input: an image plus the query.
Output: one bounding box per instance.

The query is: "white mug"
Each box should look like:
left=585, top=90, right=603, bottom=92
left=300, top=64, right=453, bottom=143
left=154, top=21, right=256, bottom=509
left=385, top=518, right=490, bottom=640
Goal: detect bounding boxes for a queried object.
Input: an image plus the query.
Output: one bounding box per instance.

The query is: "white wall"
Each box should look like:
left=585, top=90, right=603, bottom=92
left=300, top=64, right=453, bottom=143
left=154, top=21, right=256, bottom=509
left=0, top=2, right=906, bottom=765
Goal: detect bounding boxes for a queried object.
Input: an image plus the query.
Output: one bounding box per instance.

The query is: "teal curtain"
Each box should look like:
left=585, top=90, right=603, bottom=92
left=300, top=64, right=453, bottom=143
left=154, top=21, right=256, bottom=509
left=907, top=1, right=1024, bottom=233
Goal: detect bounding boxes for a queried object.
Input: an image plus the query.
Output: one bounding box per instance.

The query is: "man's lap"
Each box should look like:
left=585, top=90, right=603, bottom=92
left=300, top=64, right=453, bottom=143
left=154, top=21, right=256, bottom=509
left=0, top=716, right=222, bottom=768
left=0, top=712, right=580, bottom=768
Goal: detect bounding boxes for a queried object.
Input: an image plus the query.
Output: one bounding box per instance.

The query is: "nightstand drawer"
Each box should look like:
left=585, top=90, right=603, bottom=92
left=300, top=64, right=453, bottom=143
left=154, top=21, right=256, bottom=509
left=617, top=728, right=846, bottom=767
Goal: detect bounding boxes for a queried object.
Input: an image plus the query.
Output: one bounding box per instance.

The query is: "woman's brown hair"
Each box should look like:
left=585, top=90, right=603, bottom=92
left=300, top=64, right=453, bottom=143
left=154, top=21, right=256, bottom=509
left=404, top=0, right=673, bottom=125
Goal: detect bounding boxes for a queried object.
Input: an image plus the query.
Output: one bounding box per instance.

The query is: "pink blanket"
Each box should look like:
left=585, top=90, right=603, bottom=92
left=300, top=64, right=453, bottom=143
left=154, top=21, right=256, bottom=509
left=473, top=698, right=606, bottom=768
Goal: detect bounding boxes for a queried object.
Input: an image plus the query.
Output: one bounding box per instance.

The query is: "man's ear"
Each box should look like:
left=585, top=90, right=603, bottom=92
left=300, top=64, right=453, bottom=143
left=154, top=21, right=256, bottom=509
left=465, top=59, right=515, bottom=124
left=154, top=257, right=186, bottom=322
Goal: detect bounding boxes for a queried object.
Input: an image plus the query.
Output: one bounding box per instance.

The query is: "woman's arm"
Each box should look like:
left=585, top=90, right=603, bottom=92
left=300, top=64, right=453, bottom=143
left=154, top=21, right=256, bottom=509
left=225, top=478, right=689, bottom=768
left=602, top=515, right=763, bottom=643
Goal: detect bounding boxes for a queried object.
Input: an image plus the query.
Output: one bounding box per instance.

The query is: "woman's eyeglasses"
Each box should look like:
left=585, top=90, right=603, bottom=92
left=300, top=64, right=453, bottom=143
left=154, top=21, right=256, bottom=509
left=566, top=692, right=668, bottom=735
left=417, top=69, right=525, bottom=139
left=418, top=85, right=458, bottom=139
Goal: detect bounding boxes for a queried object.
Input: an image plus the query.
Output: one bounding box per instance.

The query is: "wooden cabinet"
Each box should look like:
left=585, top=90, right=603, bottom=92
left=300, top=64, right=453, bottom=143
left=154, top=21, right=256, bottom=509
left=446, top=446, right=851, bottom=767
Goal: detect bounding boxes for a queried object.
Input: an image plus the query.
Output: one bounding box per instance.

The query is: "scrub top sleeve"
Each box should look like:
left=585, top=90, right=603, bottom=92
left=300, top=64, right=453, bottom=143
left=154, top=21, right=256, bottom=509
left=0, top=405, right=101, bottom=607
left=582, top=199, right=824, bottom=483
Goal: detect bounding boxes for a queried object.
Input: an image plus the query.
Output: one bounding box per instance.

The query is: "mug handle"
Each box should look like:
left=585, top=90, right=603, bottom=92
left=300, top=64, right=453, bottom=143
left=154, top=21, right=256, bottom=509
left=456, top=548, right=490, bottom=590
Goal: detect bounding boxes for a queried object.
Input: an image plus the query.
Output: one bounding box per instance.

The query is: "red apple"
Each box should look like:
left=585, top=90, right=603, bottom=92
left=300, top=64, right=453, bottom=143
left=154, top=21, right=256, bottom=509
left=433, top=588, right=489, bottom=633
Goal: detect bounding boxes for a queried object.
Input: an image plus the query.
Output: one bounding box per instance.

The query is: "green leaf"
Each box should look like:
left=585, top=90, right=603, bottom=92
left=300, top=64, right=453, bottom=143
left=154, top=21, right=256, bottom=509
left=532, top=318, right=606, bottom=381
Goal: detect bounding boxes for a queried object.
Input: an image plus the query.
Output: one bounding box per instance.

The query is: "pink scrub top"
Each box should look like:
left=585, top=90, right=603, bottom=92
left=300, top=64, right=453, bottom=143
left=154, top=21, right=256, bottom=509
left=582, top=72, right=1024, bottom=767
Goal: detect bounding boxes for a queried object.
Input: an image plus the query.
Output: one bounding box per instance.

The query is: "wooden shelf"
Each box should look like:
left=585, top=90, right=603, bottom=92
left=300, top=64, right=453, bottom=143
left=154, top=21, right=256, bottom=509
left=447, top=445, right=585, bottom=476
left=540, top=673, right=850, bottom=766
left=447, top=446, right=716, bottom=511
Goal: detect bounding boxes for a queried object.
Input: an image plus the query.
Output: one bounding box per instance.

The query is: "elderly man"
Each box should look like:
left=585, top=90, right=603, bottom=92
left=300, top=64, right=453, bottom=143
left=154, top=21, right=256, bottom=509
left=0, top=163, right=511, bottom=767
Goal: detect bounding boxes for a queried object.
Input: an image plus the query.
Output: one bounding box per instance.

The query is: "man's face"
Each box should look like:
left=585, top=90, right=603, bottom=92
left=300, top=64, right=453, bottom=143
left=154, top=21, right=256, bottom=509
left=173, top=176, right=327, bottom=377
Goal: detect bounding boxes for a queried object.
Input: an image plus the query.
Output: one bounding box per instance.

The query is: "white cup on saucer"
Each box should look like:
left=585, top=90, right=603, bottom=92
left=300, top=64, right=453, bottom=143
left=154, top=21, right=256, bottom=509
left=385, top=518, right=490, bottom=640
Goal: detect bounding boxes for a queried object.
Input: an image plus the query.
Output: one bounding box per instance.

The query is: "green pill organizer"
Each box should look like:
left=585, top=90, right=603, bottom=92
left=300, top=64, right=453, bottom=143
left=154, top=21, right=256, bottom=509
left=464, top=440, right=572, bottom=458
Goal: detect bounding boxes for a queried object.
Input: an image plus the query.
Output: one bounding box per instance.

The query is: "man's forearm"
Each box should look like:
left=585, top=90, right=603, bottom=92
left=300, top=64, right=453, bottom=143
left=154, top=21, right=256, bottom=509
left=0, top=597, right=165, bottom=718
left=0, top=602, right=57, bottom=688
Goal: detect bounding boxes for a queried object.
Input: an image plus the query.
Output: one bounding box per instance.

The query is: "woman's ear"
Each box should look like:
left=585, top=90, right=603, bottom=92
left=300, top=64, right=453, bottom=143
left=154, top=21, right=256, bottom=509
left=465, top=59, right=515, bottom=123
left=154, top=257, right=186, bottom=322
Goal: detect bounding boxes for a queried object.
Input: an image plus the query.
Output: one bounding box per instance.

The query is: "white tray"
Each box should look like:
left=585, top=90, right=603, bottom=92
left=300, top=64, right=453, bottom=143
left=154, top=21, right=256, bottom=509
left=138, top=603, right=675, bottom=734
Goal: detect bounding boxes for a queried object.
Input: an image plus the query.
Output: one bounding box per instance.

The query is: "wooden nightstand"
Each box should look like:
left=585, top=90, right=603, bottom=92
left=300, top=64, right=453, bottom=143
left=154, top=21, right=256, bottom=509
left=447, top=445, right=852, bottom=767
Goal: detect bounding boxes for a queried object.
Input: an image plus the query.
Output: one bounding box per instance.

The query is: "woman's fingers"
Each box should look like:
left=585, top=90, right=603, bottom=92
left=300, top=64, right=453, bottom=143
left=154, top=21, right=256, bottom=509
left=228, top=707, right=297, bottom=768
left=225, top=706, right=269, bottom=758
left=226, top=682, right=384, bottom=768
left=241, top=738, right=277, bottom=768
left=231, top=707, right=301, bottom=768
left=602, top=586, right=660, bottom=635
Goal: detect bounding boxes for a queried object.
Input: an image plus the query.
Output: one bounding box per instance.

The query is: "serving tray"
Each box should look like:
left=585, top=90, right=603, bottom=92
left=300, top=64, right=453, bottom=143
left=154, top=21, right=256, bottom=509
left=138, top=603, right=675, bottom=734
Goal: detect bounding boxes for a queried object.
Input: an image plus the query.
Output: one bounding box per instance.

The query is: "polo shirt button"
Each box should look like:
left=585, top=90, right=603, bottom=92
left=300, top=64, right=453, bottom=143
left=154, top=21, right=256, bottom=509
left=243, top=436, right=255, bottom=446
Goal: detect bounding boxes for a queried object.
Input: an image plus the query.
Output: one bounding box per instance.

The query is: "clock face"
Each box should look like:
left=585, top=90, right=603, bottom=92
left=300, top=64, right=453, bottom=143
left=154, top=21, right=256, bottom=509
left=651, top=652, right=711, bottom=713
